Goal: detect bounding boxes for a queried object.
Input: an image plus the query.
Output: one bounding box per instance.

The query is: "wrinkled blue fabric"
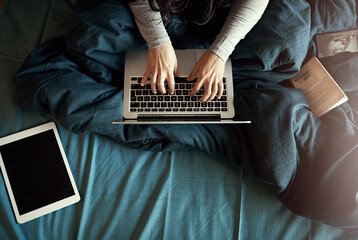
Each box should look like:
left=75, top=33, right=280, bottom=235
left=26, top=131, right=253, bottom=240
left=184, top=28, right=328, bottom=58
left=13, top=0, right=358, bottom=231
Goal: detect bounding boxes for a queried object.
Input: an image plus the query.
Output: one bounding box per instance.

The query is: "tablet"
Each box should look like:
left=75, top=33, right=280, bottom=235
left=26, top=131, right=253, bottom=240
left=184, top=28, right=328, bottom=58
left=0, top=122, right=80, bottom=224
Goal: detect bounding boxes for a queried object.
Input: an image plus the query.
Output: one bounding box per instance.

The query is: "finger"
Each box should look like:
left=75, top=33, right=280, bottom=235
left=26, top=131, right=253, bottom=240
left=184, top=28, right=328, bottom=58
left=151, top=72, right=158, bottom=94
left=187, top=65, right=198, bottom=81
left=167, top=72, right=175, bottom=95
left=199, top=81, right=212, bottom=103
left=189, top=77, right=204, bottom=97
left=207, top=81, right=218, bottom=101
left=157, top=73, right=166, bottom=94
left=217, top=79, right=224, bottom=100
left=141, top=70, right=150, bottom=86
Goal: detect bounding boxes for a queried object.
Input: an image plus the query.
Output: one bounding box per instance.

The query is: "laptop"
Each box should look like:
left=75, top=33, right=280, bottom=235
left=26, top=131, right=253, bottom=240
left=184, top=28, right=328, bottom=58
left=112, top=49, right=250, bottom=124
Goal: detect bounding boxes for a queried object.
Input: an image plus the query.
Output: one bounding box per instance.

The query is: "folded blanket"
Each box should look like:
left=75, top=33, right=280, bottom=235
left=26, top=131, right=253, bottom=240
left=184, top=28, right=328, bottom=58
left=14, top=0, right=358, bottom=232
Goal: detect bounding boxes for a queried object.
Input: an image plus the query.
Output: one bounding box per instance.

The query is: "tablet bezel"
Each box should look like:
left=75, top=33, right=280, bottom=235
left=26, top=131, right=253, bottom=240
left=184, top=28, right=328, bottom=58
left=0, top=122, right=80, bottom=224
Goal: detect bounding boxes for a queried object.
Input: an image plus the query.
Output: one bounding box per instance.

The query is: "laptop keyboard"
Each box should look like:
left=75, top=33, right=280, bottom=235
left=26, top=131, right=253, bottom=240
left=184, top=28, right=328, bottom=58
left=129, top=77, right=228, bottom=113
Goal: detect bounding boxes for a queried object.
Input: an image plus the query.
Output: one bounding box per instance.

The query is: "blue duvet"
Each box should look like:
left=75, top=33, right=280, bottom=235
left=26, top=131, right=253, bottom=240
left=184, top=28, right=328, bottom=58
left=13, top=0, right=358, bottom=231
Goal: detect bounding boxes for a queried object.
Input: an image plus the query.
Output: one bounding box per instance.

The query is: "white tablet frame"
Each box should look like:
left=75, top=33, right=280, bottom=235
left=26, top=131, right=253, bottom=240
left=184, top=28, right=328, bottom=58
left=0, top=122, right=80, bottom=224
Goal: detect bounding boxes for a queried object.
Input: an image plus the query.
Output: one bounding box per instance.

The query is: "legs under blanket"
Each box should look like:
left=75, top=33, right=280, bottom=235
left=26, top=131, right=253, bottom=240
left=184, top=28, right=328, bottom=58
left=14, top=0, right=358, bottom=232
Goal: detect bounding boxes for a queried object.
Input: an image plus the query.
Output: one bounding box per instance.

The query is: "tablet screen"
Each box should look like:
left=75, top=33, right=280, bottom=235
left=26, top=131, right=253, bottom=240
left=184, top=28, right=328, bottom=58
left=0, top=122, right=80, bottom=223
left=0, top=129, right=75, bottom=215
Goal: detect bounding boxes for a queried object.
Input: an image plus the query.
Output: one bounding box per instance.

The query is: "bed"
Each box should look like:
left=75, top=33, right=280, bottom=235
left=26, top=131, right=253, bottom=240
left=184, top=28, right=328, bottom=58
left=1, top=0, right=358, bottom=239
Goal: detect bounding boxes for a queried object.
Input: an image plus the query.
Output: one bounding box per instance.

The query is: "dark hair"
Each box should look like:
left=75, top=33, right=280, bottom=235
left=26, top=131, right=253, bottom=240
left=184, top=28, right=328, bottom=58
left=144, top=0, right=232, bottom=25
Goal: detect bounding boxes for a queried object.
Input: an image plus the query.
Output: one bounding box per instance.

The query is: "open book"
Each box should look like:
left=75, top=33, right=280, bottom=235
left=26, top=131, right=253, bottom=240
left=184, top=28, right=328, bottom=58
left=289, top=57, right=348, bottom=118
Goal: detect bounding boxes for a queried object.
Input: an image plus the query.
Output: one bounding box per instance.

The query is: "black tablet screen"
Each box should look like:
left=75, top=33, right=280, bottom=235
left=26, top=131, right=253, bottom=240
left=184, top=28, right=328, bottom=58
left=0, top=130, right=75, bottom=215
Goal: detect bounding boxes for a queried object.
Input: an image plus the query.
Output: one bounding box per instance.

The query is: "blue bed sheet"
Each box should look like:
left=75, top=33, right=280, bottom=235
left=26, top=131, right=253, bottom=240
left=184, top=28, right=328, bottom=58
left=1, top=0, right=358, bottom=239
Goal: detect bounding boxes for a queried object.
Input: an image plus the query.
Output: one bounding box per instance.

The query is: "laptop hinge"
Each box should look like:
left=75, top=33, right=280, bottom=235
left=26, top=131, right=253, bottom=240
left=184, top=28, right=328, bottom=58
left=137, top=114, right=221, bottom=122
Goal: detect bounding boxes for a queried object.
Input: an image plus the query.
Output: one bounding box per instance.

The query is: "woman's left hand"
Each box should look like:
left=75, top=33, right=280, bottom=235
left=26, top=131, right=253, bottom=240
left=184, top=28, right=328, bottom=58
left=187, top=50, right=225, bottom=102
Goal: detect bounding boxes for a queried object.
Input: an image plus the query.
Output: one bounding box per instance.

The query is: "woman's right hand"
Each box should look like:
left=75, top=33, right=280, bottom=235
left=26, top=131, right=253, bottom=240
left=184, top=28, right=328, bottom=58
left=141, top=44, right=178, bottom=95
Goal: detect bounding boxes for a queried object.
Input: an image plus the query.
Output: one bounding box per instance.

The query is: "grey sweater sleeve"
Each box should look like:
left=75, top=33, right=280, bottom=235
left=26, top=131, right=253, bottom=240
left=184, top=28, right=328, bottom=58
left=128, top=0, right=171, bottom=49
left=129, top=0, right=269, bottom=61
left=209, top=0, right=269, bottom=61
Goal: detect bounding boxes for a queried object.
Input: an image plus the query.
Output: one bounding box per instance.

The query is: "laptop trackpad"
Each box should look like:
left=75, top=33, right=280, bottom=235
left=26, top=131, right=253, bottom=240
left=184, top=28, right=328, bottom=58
left=176, top=50, right=196, bottom=77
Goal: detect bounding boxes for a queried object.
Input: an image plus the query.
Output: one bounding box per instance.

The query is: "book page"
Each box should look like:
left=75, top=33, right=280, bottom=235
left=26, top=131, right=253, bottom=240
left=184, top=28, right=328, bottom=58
left=290, top=57, right=348, bottom=118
